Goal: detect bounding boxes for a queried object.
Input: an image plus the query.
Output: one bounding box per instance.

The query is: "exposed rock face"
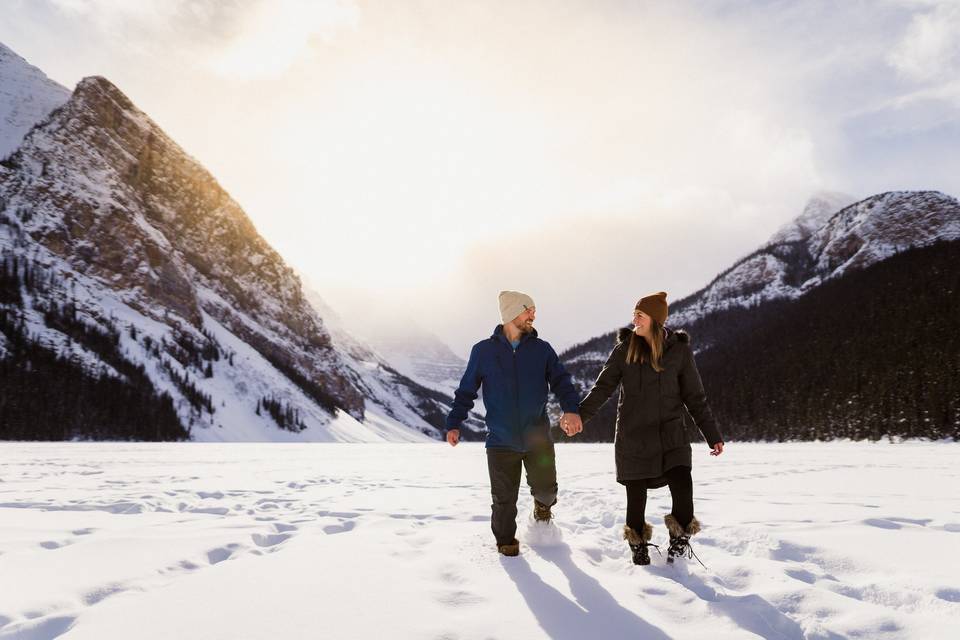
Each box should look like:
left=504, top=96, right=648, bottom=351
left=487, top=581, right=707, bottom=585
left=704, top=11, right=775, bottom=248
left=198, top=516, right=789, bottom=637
left=1, top=68, right=457, bottom=440
left=560, top=189, right=960, bottom=395
left=1, top=76, right=364, bottom=418
left=557, top=192, right=960, bottom=442
left=668, top=190, right=960, bottom=328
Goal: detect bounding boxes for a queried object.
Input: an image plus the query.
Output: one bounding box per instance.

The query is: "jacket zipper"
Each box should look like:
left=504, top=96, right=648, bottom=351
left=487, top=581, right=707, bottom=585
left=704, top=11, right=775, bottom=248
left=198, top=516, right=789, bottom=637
left=657, top=369, right=664, bottom=472
left=512, top=342, right=521, bottom=430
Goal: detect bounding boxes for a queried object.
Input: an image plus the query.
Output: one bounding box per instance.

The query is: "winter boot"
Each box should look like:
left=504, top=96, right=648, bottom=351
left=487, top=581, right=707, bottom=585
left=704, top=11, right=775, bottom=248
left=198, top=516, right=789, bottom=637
left=497, top=538, right=520, bottom=557
left=623, top=523, right=658, bottom=566
left=664, top=514, right=702, bottom=564
left=533, top=500, right=554, bottom=523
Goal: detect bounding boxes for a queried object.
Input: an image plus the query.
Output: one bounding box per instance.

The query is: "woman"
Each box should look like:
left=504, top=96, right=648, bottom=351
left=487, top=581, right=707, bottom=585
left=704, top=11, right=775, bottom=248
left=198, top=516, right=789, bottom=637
left=577, top=291, right=724, bottom=565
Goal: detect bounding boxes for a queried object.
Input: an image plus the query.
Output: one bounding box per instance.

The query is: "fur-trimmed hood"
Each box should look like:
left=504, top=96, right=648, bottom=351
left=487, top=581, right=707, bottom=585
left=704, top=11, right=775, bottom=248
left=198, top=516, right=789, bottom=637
left=615, top=327, right=690, bottom=346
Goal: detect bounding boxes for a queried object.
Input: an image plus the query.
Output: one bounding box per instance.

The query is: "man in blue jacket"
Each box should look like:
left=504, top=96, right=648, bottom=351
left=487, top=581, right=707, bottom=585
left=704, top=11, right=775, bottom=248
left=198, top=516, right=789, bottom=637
left=446, top=290, right=583, bottom=556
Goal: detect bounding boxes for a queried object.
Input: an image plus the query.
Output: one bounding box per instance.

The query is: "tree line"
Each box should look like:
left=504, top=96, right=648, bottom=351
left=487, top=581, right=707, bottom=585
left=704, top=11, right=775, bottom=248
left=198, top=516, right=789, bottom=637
left=558, top=240, right=960, bottom=442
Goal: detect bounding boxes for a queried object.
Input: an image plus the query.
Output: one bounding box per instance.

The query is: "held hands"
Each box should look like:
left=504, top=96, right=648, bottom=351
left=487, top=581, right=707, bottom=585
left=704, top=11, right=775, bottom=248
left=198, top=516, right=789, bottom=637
left=446, top=429, right=460, bottom=447
left=560, top=413, right=583, bottom=437
left=710, top=441, right=724, bottom=456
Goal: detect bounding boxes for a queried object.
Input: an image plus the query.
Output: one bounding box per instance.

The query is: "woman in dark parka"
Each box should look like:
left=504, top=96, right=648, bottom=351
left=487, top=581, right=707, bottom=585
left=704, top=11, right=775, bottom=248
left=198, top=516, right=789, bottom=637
left=577, top=291, right=724, bottom=565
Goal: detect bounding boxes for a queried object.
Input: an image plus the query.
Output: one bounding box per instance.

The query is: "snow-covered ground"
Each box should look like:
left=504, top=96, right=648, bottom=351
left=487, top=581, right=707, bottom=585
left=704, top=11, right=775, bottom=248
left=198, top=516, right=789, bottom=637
left=0, top=442, right=956, bottom=639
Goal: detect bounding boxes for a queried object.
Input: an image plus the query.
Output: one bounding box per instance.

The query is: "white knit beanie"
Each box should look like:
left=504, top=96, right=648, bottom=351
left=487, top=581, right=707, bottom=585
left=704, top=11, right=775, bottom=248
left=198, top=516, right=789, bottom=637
left=498, top=290, right=535, bottom=324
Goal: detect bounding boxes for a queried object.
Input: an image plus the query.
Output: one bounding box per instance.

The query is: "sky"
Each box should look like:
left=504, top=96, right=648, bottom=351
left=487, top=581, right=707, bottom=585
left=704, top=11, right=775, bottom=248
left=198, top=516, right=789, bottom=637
left=2, top=0, right=959, bottom=355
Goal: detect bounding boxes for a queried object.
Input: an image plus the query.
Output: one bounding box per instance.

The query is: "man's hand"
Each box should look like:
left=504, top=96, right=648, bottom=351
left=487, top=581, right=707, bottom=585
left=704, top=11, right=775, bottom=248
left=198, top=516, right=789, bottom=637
left=446, top=429, right=460, bottom=447
left=560, top=413, right=582, bottom=436
left=710, top=441, right=724, bottom=456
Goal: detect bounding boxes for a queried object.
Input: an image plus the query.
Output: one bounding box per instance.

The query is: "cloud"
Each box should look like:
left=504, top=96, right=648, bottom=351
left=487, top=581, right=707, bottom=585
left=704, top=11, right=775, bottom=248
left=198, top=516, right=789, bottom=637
left=207, top=0, right=359, bottom=78
left=38, top=0, right=359, bottom=76
left=6, top=0, right=958, bottom=355
left=888, top=2, right=960, bottom=84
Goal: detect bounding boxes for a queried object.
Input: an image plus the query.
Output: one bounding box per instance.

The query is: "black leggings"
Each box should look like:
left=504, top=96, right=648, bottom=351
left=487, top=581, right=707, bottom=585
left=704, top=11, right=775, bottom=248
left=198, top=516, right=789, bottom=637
left=625, top=466, right=693, bottom=533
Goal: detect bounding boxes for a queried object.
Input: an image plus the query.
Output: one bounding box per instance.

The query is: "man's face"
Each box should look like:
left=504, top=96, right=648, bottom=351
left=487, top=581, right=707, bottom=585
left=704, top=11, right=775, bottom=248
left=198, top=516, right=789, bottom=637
left=512, top=306, right=536, bottom=334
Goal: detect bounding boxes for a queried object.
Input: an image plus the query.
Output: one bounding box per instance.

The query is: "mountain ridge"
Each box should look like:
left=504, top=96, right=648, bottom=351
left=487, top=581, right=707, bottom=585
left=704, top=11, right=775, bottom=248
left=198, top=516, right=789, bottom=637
left=1, top=66, right=462, bottom=441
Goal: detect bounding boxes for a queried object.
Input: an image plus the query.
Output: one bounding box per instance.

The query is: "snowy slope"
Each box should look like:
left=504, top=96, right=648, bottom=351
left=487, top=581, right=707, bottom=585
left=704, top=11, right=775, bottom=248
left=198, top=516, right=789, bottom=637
left=302, top=285, right=482, bottom=436
left=668, top=190, right=960, bottom=328
left=559, top=190, right=960, bottom=421
left=0, top=61, right=449, bottom=441
left=767, top=191, right=856, bottom=245
left=809, top=190, right=960, bottom=278
left=302, top=283, right=466, bottom=394
left=0, top=441, right=956, bottom=639
left=363, top=330, right=467, bottom=395
left=0, top=42, right=70, bottom=159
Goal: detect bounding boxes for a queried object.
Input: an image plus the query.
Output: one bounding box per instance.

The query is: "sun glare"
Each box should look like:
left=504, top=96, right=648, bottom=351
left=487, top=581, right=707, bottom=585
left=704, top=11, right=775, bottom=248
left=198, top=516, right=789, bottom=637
left=209, top=0, right=359, bottom=79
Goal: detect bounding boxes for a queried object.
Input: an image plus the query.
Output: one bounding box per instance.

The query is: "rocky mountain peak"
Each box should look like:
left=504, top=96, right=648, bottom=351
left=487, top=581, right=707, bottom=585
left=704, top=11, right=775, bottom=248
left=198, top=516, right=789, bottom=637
left=809, top=190, right=960, bottom=277
left=2, top=72, right=374, bottom=430
left=768, top=191, right=857, bottom=245
left=661, top=189, right=959, bottom=329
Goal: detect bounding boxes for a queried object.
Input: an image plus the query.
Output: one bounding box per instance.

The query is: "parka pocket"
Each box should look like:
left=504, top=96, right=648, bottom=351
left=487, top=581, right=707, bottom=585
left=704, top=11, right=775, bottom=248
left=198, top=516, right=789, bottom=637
left=615, top=428, right=645, bottom=455
left=660, top=417, right=688, bottom=451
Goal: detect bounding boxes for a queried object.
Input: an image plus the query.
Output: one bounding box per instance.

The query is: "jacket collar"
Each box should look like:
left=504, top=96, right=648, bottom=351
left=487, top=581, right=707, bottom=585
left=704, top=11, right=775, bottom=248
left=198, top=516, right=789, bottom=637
left=492, top=324, right=538, bottom=346
left=615, top=326, right=689, bottom=347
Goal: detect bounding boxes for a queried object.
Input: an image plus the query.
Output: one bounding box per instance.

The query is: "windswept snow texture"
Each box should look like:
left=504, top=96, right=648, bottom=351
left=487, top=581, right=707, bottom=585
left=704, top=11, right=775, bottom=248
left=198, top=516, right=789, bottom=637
left=0, top=442, right=957, bottom=639
left=0, top=42, right=70, bottom=159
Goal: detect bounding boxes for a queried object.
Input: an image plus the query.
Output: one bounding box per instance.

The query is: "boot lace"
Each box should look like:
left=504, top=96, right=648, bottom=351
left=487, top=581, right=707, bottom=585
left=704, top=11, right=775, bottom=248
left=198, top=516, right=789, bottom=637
left=630, top=541, right=661, bottom=563
left=533, top=501, right=553, bottom=522
left=668, top=535, right=708, bottom=569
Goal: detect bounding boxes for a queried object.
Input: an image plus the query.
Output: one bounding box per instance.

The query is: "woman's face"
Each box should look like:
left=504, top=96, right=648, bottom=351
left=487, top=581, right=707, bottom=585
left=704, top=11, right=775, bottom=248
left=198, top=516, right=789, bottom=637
left=633, top=309, right=651, bottom=336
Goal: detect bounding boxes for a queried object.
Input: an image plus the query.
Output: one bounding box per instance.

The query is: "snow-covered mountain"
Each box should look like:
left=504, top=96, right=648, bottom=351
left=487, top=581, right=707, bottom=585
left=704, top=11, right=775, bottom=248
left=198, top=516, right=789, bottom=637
left=0, top=47, right=459, bottom=442
left=668, top=190, right=960, bottom=329
left=766, top=191, right=856, bottom=245
left=301, top=285, right=467, bottom=395
left=0, top=42, right=70, bottom=160
left=373, top=334, right=467, bottom=395
left=558, top=191, right=960, bottom=442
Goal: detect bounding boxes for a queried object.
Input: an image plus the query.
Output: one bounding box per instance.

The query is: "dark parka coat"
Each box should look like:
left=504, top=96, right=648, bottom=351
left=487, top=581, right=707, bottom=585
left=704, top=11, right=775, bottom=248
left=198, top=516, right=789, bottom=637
left=578, top=327, right=723, bottom=486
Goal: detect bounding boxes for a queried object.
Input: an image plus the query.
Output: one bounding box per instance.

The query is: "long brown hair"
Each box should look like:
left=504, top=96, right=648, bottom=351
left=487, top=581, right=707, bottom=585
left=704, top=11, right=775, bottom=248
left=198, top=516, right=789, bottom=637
left=625, top=318, right=665, bottom=372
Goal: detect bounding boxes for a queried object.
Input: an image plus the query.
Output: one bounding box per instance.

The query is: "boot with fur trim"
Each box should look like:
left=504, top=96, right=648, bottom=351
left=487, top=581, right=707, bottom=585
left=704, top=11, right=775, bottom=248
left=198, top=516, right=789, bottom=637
left=623, top=523, right=657, bottom=565
left=664, top=514, right=701, bottom=564
left=497, top=538, right=520, bottom=557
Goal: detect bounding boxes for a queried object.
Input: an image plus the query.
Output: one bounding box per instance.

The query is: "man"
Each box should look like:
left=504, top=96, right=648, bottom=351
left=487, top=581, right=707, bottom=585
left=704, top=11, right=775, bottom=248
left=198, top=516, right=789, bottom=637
left=445, top=290, right=583, bottom=556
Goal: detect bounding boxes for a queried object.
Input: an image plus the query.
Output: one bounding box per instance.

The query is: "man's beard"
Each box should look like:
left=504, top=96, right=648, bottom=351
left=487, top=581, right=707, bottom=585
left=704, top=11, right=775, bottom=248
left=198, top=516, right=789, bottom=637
left=517, top=320, right=534, bottom=334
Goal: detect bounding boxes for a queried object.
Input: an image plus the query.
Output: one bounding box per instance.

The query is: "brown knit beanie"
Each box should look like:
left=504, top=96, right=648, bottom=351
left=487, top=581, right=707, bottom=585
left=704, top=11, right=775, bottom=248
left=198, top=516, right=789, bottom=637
left=635, top=291, right=668, bottom=326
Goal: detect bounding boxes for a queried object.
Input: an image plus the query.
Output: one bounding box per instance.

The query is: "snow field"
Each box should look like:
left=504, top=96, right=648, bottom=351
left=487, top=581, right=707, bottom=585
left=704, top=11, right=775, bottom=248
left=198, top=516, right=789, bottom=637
left=0, top=441, right=957, bottom=639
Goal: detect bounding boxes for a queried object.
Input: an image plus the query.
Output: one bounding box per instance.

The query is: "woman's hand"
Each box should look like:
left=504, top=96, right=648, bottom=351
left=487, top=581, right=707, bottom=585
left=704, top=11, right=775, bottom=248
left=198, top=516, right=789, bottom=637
left=709, top=442, right=724, bottom=456
left=560, top=413, right=583, bottom=436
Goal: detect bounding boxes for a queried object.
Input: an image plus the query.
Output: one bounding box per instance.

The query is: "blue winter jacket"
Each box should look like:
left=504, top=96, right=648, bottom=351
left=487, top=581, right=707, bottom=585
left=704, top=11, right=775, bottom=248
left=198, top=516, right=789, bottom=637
left=445, top=325, right=581, bottom=451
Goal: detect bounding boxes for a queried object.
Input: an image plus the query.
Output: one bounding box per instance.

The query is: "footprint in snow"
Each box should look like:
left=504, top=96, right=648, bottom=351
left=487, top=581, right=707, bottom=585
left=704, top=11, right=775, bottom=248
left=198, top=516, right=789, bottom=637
left=207, top=543, right=242, bottom=565
left=322, top=520, right=356, bottom=535
left=39, top=540, right=71, bottom=550
left=0, top=614, right=77, bottom=639
left=82, top=583, right=127, bottom=606
left=251, top=532, right=292, bottom=548
left=935, top=588, right=960, bottom=603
